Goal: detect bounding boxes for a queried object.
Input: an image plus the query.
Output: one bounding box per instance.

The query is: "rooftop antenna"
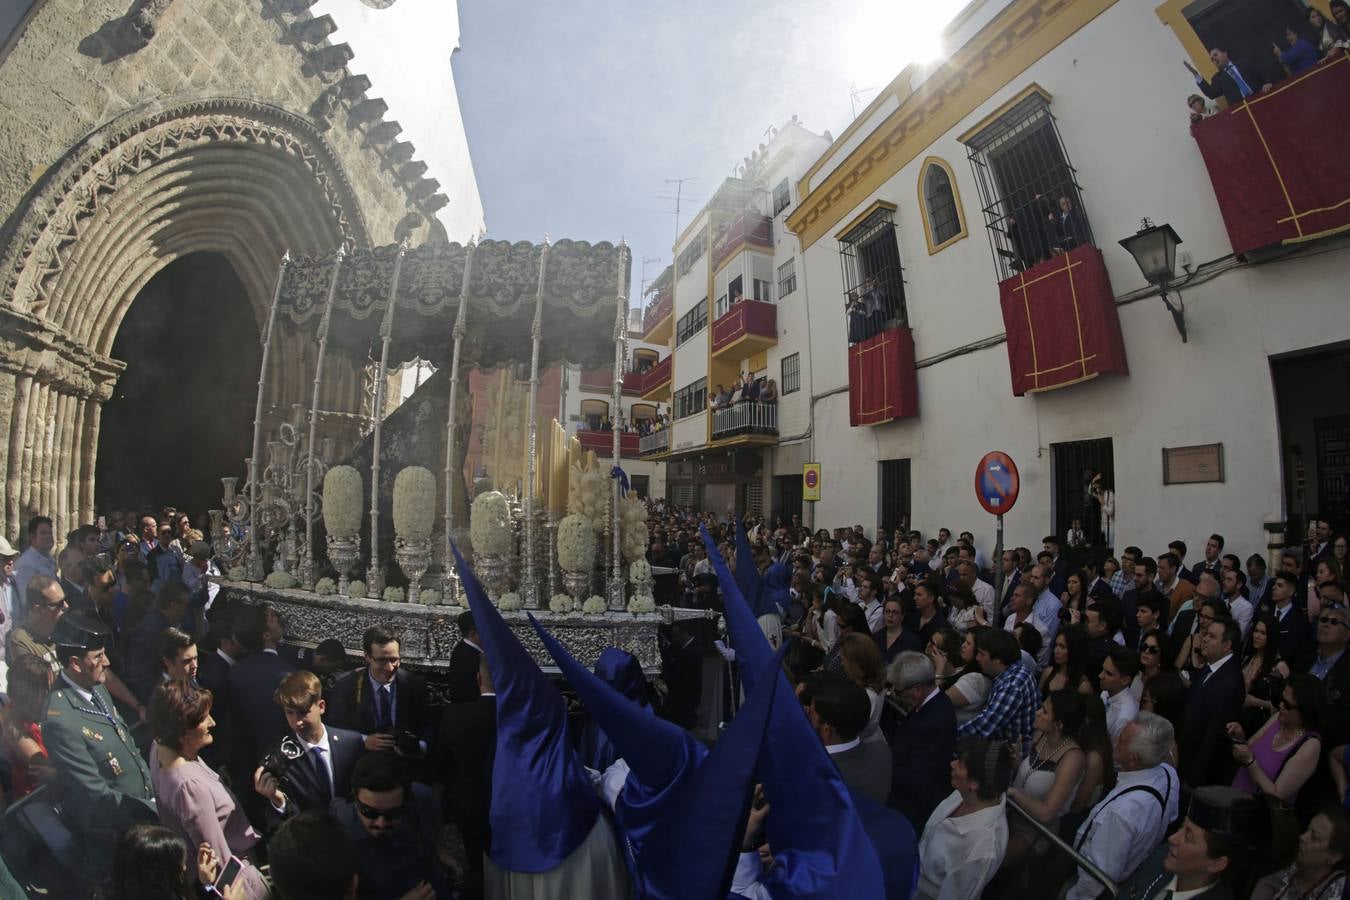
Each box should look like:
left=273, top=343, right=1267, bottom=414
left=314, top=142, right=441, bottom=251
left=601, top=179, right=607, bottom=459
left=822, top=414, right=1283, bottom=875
left=664, top=176, right=699, bottom=245
left=640, top=255, right=662, bottom=296
left=849, top=83, right=878, bottom=120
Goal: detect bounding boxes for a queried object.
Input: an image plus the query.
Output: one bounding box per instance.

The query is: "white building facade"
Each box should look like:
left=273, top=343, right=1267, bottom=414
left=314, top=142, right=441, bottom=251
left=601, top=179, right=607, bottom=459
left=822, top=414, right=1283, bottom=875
left=779, top=0, right=1350, bottom=557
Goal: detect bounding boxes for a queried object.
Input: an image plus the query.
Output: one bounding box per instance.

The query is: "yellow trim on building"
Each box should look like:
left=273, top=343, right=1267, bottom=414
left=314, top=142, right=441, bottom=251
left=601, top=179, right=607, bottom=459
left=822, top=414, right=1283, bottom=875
left=916, top=156, right=970, bottom=256
left=834, top=200, right=899, bottom=242
left=786, top=0, right=1122, bottom=251
left=955, top=83, right=1053, bottom=144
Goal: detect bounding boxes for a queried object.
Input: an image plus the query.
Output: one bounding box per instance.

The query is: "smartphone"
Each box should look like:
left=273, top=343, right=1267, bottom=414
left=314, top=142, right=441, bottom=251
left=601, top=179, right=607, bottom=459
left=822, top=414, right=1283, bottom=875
left=213, top=857, right=243, bottom=893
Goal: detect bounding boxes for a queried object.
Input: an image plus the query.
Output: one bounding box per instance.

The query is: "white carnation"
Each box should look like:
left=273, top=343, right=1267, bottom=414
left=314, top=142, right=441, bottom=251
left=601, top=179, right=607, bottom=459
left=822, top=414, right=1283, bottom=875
left=348, top=579, right=368, bottom=598
left=470, top=491, right=513, bottom=556
left=322, top=466, right=364, bottom=537
left=383, top=586, right=406, bottom=603
left=393, top=467, right=436, bottom=540
left=265, top=571, right=299, bottom=590
left=629, top=559, right=652, bottom=584
left=315, top=577, right=337, bottom=596
left=627, top=595, right=655, bottom=614
left=557, top=514, right=597, bottom=574
left=582, top=595, right=607, bottom=614
left=567, top=463, right=611, bottom=532
left=420, top=589, right=442, bottom=605
left=498, top=592, right=523, bottom=611
left=550, top=593, right=575, bottom=613
left=619, top=494, right=649, bottom=562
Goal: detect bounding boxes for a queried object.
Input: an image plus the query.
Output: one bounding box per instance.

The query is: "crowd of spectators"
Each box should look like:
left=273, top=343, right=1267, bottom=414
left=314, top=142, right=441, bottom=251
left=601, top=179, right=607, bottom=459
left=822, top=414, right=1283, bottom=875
left=1, top=495, right=1349, bottom=897
left=708, top=376, right=777, bottom=412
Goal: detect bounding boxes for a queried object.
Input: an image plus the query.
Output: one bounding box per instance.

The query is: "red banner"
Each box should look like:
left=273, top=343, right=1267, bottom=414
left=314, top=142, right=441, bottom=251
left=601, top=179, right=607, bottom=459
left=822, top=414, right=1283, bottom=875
left=848, top=326, right=918, bottom=426
left=997, top=245, right=1128, bottom=397
left=1192, top=56, right=1350, bottom=257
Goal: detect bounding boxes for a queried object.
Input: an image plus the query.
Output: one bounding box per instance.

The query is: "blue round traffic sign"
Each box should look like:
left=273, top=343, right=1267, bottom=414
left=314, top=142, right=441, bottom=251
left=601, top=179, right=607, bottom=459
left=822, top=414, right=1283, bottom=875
left=976, top=451, right=1020, bottom=516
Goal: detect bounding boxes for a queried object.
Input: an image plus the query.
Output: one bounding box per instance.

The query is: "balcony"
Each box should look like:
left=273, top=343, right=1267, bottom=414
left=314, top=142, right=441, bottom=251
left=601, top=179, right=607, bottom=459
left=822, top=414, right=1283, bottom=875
left=579, top=367, right=643, bottom=396
left=577, top=428, right=639, bottom=458
left=639, top=430, right=669, bottom=456
left=711, top=299, right=776, bottom=360
left=712, top=212, right=773, bottom=272
left=1191, top=57, right=1350, bottom=257
left=847, top=325, right=919, bottom=425
left=711, top=401, right=778, bottom=443
left=638, top=353, right=672, bottom=401
left=641, top=289, right=673, bottom=344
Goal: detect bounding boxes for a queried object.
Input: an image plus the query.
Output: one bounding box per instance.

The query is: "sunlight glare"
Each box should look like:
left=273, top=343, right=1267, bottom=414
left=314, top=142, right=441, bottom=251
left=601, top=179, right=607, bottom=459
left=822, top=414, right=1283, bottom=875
left=841, top=0, right=968, bottom=92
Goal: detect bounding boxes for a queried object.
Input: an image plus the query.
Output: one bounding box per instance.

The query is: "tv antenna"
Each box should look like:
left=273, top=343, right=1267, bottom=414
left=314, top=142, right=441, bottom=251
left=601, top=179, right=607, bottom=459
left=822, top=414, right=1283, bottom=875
left=663, top=177, right=699, bottom=245
left=640, top=256, right=662, bottom=295
left=849, top=84, right=878, bottom=120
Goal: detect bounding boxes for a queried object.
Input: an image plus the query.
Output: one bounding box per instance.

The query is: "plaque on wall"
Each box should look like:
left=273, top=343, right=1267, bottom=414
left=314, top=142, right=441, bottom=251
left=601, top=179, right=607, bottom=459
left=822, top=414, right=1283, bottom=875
left=1163, top=443, right=1225, bottom=485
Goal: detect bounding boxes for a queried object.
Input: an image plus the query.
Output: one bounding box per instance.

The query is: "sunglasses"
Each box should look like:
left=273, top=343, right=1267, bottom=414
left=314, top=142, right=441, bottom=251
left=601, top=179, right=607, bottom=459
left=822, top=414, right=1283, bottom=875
left=356, top=801, right=405, bottom=821
left=1317, top=616, right=1348, bottom=627
left=1141, top=644, right=1161, bottom=654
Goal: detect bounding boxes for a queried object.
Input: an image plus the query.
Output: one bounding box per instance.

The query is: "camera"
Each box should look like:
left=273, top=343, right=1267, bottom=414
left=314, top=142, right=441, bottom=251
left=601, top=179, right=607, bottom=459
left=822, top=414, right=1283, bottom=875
left=258, top=735, right=305, bottom=784
left=394, top=730, right=421, bottom=757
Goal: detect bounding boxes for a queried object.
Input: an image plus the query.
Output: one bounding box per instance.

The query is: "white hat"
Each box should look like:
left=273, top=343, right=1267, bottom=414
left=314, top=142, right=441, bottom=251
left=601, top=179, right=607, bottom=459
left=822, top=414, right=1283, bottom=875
left=0, top=535, right=16, bottom=557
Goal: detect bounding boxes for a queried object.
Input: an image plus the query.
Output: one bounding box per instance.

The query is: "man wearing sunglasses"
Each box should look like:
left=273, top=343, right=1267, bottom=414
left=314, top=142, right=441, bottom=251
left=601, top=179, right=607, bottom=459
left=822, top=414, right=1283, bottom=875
left=333, top=751, right=449, bottom=900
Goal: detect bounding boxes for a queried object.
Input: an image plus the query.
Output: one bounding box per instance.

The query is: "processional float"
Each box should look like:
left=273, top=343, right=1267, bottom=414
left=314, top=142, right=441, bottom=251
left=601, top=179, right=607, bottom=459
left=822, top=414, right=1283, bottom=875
left=210, top=238, right=712, bottom=673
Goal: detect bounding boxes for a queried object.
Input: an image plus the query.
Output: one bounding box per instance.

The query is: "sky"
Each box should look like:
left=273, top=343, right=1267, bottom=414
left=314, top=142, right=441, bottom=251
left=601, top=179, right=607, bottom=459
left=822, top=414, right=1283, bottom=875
left=451, top=0, right=968, bottom=303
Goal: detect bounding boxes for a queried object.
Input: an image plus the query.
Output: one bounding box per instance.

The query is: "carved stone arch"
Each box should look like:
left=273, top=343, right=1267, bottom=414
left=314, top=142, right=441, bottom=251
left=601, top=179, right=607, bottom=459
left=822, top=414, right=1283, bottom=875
left=0, top=97, right=376, bottom=536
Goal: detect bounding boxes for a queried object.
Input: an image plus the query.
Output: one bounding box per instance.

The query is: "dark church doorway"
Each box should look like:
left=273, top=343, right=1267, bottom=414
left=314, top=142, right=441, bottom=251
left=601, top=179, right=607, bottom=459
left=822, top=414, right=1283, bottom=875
left=1273, top=343, right=1350, bottom=542
left=95, top=252, right=261, bottom=519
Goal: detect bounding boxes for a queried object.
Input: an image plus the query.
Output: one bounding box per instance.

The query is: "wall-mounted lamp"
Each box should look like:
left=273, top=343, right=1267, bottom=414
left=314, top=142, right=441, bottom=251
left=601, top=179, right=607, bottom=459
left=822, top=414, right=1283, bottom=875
left=1119, top=219, right=1187, bottom=342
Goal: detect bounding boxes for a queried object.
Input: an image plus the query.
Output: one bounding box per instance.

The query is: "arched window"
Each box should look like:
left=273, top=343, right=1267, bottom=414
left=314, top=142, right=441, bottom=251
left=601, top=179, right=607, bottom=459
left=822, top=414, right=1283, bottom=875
left=579, top=399, right=609, bottom=431
left=918, top=157, right=968, bottom=254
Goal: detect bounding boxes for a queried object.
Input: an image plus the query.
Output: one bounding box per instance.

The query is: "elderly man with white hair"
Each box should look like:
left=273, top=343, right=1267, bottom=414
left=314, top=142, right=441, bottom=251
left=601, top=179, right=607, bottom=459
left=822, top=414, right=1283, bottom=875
left=1066, top=711, right=1180, bottom=900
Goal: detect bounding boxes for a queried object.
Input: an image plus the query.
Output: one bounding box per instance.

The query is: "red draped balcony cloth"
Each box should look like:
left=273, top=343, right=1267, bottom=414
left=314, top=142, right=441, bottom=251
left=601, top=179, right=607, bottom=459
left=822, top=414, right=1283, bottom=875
left=1191, top=56, right=1350, bottom=257
left=847, top=325, right=919, bottom=426
left=996, top=244, right=1128, bottom=397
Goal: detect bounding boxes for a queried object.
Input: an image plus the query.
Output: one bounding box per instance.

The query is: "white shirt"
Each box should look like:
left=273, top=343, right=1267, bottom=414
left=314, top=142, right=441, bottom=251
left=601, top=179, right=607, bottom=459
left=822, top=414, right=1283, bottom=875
left=215, top=648, right=237, bottom=668
left=824, top=736, right=861, bottom=755
left=14, top=546, right=56, bottom=598
left=1067, top=764, right=1178, bottom=900
left=861, top=598, right=883, bottom=633
left=916, top=790, right=1008, bottom=900
left=1101, top=688, right=1139, bottom=742
left=971, top=579, right=997, bottom=624
left=1227, top=594, right=1254, bottom=639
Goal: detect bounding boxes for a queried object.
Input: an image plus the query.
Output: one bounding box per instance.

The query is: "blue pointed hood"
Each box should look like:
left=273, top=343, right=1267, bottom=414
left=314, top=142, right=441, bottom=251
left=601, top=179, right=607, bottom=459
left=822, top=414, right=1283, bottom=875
left=529, top=613, right=708, bottom=870
left=699, top=526, right=888, bottom=898
left=756, top=562, right=790, bottom=620
left=733, top=518, right=761, bottom=601
left=450, top=542, right=599, bottom=873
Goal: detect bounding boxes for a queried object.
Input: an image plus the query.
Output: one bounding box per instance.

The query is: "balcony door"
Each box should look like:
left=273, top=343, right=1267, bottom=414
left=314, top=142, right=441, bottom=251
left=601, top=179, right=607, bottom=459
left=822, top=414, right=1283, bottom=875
left=1051, top=438, right=1114, bottom=548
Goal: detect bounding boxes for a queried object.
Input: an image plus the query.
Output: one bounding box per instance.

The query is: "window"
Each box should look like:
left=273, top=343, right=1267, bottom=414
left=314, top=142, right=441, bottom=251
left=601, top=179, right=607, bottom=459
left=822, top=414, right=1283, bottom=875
left=1177, top=0, right=1305, bottom=90
left=879, top=459, right=911, bottom=536
left=777, top=259, right=797, bottom=297
left=772, top=178, right=791, bottom=216
left=673, top=377, right=707, bottom=419
left=675, top=298, right=708, bottom=345
left=963, top=87, right=1092, bottom=280
left=839, top=203, right=907, bottom=345
left=753, top=278, right=772, bottom=301
left=781, top=353, right=801, bottom=394
left=676, top=225, right=708, bottom=277
left=919, top=157, right=967, bottom=253
left=1051, top=438, right=1113, bottom=547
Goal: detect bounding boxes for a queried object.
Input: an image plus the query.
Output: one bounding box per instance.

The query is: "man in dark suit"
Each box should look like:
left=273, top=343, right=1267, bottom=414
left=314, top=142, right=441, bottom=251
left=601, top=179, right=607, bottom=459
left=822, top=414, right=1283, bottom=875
left=885, top=650, right=956, bottom=832
left=1185, top=47, right=1273, bottom=106
left=1270, top=572, right=1313, bottom=664
left=325, top=625, right=434, bottom=759
left=196, top=607, right=244, bottom=771
left=997, top=550, right=1021, bottom=619
left=446, top=610, right=483, bottom=703
left=253, top=670, right=364, bottom=820
left=805, top=676, right=891, bottom=804
left=124, top=580, right=192, bottom=703
left=1180, top=616, right=1245, bottom=789
left=227, top=603, right=296, bottom=772
left=435, top=653, right=497, bottom=899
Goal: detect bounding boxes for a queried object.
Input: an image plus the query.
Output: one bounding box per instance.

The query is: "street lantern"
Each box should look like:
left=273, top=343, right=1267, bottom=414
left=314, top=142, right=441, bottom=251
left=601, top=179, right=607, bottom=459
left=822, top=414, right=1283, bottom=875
left=1119, top=218, right=1188, bottom=342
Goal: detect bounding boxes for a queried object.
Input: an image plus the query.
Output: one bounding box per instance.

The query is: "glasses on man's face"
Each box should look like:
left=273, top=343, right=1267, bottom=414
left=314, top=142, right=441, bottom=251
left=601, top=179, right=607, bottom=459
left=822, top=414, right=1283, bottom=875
left=40, top=597, right=69, bottom=611
left=356, top=801, right=405, bottom=822
left=1317, top=616, right=1348, bottom=627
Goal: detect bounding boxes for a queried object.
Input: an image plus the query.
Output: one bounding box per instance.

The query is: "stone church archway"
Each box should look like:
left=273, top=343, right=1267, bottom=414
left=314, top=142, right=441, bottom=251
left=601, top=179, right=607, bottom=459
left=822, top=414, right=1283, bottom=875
left=0, top=97, right=373, bottom=537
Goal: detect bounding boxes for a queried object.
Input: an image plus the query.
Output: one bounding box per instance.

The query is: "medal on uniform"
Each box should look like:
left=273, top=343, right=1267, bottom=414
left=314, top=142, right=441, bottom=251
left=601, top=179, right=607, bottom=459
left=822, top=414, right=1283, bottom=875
left=107, top=752, right=123, bottom=777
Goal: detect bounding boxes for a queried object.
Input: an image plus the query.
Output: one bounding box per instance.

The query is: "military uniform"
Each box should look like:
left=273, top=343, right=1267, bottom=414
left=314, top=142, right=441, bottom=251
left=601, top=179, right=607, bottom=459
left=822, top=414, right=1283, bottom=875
left=42, top=615, right=157, bottom=886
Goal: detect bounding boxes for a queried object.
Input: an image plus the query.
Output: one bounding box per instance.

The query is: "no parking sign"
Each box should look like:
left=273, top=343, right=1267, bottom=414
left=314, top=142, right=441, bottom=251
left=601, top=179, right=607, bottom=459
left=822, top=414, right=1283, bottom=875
left=975, top=451, right=1020, bottom=515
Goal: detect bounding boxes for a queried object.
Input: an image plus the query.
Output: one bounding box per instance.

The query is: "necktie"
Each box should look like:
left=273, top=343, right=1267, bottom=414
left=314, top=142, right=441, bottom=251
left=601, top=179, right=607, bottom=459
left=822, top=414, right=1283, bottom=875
left=1227, top=63, right=1254, bottom=98
left=1198, top=665, right=1212, bottom=686
left=309, top=747, right=331, bottom=802
left=376, top=685, right=392, bottom=732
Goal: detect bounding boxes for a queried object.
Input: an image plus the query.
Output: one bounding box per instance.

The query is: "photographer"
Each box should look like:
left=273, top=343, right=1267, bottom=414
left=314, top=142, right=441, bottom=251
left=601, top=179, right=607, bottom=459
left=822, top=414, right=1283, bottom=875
left=254, top=670, right=365, bottom=819
left=325, top=626, right=433, bottom=761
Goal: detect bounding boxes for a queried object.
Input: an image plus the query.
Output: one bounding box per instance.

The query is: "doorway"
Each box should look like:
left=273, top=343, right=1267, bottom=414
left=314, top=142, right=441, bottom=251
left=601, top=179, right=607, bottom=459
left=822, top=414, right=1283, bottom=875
left=1272, top=344, right=1350, bottom=539
left=1051, top=438, right=1114, bottom=547
left=95, top=253, right=261, bottom=517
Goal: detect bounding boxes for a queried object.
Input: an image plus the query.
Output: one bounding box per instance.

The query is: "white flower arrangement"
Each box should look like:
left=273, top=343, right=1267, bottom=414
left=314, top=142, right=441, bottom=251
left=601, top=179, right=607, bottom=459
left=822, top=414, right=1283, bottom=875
left=557, top=513, right=597, bottom=574
left=348, top=579, right=368, bottom=599
left=227, top=565, right=246, bottom=581
left=383, top=586, right=406, bottom=603
left=619, top=493, right=649, bottom=562
left=629, top=559, right=652, bottom=585
left=627, top=595, right=655, bottom=614
left=567, top=463, right=611, bottom=532
left=582, top=595, right=607, bottom=615
left=420, top=589, right=442, bottom=605
left=549, top=593, right=575, bottom=614
left=393, top=466, right=436, bottom=540
left=470, top=491, right=513, bottom=557
left=315, top=577, right=337, bottom=596
left=498, top=592, right=523, bottom=611
left=322, top=465, right=364, bottom=537
left=265, top=570, right=299, bottom=590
